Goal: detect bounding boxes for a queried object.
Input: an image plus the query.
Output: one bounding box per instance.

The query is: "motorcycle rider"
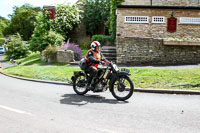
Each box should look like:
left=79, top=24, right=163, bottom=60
left=85, top=41, right=110, bottom=90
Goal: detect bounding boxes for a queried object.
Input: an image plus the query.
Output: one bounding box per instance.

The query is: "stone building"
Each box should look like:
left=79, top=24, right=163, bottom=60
left=116, top=0, right=200, bottom=65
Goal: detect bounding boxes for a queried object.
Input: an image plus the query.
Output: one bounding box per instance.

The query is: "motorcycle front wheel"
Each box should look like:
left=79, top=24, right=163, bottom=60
left=73, top=75, right=88, bottom=95
left=111, top=76, right=134, bottom=101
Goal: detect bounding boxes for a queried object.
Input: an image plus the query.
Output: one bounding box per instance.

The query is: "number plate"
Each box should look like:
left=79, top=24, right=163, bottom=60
left=113, top=64, right=119, bottom=71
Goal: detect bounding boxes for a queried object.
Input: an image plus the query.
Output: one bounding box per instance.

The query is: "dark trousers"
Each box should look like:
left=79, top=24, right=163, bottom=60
left=85, top=66, right=98, bottom=84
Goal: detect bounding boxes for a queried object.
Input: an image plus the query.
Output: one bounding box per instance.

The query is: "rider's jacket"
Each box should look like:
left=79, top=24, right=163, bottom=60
left=85, top=49, right=102, bottom=68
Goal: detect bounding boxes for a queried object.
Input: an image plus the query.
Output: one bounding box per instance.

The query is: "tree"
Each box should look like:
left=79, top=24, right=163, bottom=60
left=0, top=16, right=10, bottom=37
left=30, top=12, right=64, bottom=53
left=3, top=4, right=41, bottom=41
left=80, top=0, right=111, bottom=36
left=52, top=4, right=80, bottom=39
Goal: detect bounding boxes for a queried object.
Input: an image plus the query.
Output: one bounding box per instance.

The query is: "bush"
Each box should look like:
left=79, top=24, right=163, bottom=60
left=30, top=29, right=64, bottom=53
left=0, top=38, right=5, bottom=45
left=43, top=45, right=58, bottom=62
left=80, top=42, right=90, bottom=49
left=30, top=12, right=64, bottom=52
left=91, top=35, right=114, bottom=45
left=61, top=42, right=82, bottom=61
left=5, top=33, right=30, bottom=60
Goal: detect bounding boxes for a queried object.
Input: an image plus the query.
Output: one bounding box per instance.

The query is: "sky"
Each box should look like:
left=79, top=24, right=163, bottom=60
left=0, top=0, right=78, bottom=19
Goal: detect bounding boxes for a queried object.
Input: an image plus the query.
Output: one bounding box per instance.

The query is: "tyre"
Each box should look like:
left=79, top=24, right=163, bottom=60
left=73, top=75, right=88, bottom=95
left=111, top=76, right=134, bottom=101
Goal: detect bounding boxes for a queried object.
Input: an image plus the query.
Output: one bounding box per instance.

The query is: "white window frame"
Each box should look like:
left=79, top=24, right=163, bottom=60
left=152, top=16, right=165, bottom=23
left=124, top=16, right=149, bottom=23
left=179, top=17, right=200, bottom=24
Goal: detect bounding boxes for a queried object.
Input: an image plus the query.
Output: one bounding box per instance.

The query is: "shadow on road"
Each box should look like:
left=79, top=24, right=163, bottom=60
left=60, top=94, right=128, bottom=106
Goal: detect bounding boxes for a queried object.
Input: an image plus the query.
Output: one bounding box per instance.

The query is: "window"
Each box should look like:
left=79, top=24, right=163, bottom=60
left=179, top=17, right=200, bottom=24
left=125, top=16, right=149, bottom=23
left=152, top=16, right=165, bottom=23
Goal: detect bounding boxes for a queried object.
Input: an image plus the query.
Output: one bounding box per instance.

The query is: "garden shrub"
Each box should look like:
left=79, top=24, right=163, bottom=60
left=43, top=45, right=58, bottom=62
left=80, top=42, right=90, bottom=49
left=61, top=42, right=82, bottom=61
left=0, top=38, right=5, bottom=45
left=91, top=35, right=114, bottom=45
left=5, top=33, right=30, bottom=60
left=30, top=12, right=64, bottom=53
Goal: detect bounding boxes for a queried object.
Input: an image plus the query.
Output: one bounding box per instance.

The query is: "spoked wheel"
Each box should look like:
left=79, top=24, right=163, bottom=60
left=73, top=75, right=88, bottom=95
left=111, top=76, right=134, bottom=101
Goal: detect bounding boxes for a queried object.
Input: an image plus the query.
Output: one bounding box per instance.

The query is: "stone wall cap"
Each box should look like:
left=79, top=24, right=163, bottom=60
left=117, top=5, right=200, bottom=10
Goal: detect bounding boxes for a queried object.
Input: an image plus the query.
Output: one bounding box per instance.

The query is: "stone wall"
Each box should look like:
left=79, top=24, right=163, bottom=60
left=42, top=50, right=74, bottom=63
left=117, top=37, right=200, bottom=65
left=117, top=8, right=200, bottom=39
left=121, top=0, right=199, bottom=6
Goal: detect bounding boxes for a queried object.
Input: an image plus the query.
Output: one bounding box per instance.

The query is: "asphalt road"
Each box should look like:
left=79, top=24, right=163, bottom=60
left=0, top=73, right=200, bottom=133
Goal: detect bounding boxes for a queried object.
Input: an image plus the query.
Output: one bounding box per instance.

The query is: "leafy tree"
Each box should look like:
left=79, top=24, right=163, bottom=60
left=80, top=0, right=111, bottom=36
left=52, top=4, right=80, bottom=39
left=30, top=12, right=64, bottom=53
left=0, top=16, right=10, bottom=37
left=5, top=33, right=30, bottom=60
left=3, top=4, right=41, bottom=41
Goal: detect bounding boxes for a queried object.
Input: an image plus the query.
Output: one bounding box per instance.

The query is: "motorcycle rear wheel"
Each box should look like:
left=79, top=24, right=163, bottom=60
left=73, top=75, right=88, bottom=95
left=111, top=76, right=134, bottom=101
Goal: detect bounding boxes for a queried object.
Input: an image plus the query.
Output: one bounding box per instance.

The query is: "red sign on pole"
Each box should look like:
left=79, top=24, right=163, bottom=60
left=167, top=17, right=177, bottom=32
left=43, top=6, right=55, bottom=19
left=48, top=9, right=55, bottom=19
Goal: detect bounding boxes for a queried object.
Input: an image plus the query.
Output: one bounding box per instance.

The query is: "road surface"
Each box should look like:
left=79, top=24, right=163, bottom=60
left=0, top=73, right=200, bottom=133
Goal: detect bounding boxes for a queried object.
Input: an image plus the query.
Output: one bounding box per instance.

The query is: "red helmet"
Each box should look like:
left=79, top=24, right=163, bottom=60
left=91, top=41, right=101, bottom=51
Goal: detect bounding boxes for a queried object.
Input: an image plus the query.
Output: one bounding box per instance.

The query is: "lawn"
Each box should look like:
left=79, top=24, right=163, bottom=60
left=2, top=66, right=200, bottom=90
left=2, top=50, right=200, bottom=90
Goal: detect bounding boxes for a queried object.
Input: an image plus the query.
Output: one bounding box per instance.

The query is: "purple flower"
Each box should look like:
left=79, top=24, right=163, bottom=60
left=61, top=42, right=82, bottom=61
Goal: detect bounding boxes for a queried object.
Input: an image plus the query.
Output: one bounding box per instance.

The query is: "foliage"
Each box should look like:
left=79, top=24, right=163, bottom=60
left=0, top=38, right=5, bottom=45
left=91, top=35, right=114, bottom=45
left=109, top=0, right=124, bottom=41
left=43, top=45, right=58, bottom=62
left=164, top=34, right=200, bottom=42
left=80, top=0, right=111, bottom=36
left=61, top=42, right=82, bottom=61
left=30, top=12, right=64, bottom=52
left=52, top=4, right=80, bottom=39
left=0, top=16, right=10, bottom=37
left=79, top=42, right=90, bottom=49
left=3, top=4, right=41, bottom=41
left=5, top=33, right=30, bottom=60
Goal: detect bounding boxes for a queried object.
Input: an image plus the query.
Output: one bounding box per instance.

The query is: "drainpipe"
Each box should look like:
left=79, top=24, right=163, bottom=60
left=150, top=0, right=152, bottom=6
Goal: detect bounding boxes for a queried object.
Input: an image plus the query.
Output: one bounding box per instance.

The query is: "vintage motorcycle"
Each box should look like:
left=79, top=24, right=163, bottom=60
left=71, top=62, right=134, bottom=101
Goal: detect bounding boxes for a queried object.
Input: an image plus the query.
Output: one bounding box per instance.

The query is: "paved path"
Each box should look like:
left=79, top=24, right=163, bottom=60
left=0, top=54, right=15, bottom=68
left=0, top=73, right=200, bottom=133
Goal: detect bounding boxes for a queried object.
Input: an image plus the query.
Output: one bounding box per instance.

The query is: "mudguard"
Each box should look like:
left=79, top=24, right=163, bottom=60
left=109, top=72, right=130, bottom=92
left=118, top=71, right=131, bottom=76
left=71, top=71, right=86, bottom=82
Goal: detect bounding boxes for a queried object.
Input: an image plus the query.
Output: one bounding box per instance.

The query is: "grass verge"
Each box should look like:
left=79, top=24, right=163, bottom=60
left=2, top=66, right=200, bottom=90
